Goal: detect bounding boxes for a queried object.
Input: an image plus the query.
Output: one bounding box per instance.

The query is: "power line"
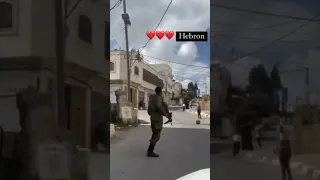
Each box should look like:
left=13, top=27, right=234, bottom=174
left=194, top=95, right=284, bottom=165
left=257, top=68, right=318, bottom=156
left=110, top=0, right=122, bottom=11
left=183, top=67, right=209, bottom=81
left=211, top=3, right=320, bottom=22
left=65, top=0, right=83, bottom=18
left=140, top=0, right=174, bottom=51
left=110, top=32, right=122, bottom=49
left=131, top=0, right=174, bottom=67
left=212, top=20, right=313, bottom=36
left=221, top=14, right=317, bottom=63
left=142, top=54, right=209, bottom=68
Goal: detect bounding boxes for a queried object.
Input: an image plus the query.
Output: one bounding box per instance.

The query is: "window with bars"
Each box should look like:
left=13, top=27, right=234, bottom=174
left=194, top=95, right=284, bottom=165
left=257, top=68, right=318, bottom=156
left=110, top=62, right=115, bottom=72
left=134, top=66, right=139, bottom=75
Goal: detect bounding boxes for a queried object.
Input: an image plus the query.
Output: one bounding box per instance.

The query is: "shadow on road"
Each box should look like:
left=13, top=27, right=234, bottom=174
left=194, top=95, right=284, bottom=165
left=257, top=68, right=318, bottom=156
left=211, top=142, right=233, bottom=154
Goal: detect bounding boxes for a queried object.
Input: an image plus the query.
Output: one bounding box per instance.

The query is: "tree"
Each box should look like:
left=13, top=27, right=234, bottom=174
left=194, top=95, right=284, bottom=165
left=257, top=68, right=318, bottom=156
left=187, top=82, right=194, bottom=91
left=246, top=64, right=273, bottom=118
left=270, top=64, right=283, bottom=113
left=194, top=83, right=199, bottom=97
left=270, top=64, right=282, bottom=89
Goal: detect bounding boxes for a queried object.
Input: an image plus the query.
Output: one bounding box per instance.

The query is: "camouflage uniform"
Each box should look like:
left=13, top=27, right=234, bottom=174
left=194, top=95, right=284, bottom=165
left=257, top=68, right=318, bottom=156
left=148, top=94, right=168, bottom=146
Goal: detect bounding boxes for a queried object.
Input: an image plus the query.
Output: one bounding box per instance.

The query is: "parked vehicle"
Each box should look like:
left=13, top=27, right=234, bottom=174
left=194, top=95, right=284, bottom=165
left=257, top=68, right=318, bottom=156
left=176, top=168, right=210, bottom=180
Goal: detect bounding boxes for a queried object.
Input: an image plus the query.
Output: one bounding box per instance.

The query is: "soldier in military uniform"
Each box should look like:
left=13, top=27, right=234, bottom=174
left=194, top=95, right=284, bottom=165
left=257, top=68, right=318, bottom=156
left=147, top=87, right=171, bottom=157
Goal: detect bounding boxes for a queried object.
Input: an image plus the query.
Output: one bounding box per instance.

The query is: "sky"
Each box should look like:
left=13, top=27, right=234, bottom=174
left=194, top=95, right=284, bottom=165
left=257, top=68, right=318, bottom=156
left=110, top=0, right=210, bottom=94
left=212, top=0, right=320, bottom=105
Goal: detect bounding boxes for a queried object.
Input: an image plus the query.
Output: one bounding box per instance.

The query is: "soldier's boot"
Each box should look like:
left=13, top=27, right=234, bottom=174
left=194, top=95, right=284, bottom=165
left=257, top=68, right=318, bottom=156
left=147, top=144, right=159, bottom=157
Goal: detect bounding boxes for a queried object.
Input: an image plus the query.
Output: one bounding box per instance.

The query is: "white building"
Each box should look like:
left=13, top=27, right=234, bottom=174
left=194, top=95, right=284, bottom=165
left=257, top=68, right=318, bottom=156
left=149, top=64, right=174, bottom=105
left=172, top=80, right=183, bottom=105
left=211, top=62, right=231, bottom=112
left=0, top=0, right=109, bottom=149
left=110, top=50, right=165, bottom=109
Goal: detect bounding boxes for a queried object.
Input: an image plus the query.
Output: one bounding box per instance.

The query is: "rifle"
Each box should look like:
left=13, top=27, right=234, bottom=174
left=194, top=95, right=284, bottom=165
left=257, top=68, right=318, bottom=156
left=162, top=99, right=173, bottom=126
left=164, top=112, right=173, bottom=125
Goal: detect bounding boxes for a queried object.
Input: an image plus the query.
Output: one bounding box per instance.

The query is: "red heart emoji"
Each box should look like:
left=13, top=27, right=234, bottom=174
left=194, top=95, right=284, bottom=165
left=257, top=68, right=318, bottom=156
left=156, top=31, right=165, bottom=39
left=146, top=31, right=155, bottom=40
left=165, top=31, right=174, bottom=40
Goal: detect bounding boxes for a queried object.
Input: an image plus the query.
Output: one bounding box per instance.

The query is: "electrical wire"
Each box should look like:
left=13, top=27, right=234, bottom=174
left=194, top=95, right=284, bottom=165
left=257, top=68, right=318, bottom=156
left=142, top=54, right=209, bottom=68
left=131, top=0, right=174, bottom=67
left=140, top=0, right=174, bottom=51
left=110, top=0, right=122, bottom=11
left=212, top=20, right=313, bottom=36
left=211, top=3, right=320, bottom=22
left=65, top=0, right=83, bottom=18
left=219, top=14, right=317, bottom=63
left=110, top=32, right=122, bottom=49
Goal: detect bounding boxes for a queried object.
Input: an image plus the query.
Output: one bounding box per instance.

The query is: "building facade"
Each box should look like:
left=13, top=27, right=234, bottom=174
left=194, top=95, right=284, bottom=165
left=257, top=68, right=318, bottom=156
left=110, top=50, right=165, bottom=109
left=0, top=0, right=109, bottom=149
left=172, top=80, right=183, bottom=105
left=211, top=62, right=231, bottom=112
left=149, top=64, right=174, bottom=105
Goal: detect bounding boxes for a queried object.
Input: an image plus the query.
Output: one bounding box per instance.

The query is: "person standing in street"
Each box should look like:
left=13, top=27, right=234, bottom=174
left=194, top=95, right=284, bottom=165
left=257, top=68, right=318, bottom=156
left=277, top=126, right=293, bottom=180
left=254, top=125, right=263, bottom=148
left=232, top=130, right=241, bottom=156
left=182, top=103, right=185, bottom=111
left=197, top=103, right=202, bottom=119
left=147, top=87, right=171, bottom=157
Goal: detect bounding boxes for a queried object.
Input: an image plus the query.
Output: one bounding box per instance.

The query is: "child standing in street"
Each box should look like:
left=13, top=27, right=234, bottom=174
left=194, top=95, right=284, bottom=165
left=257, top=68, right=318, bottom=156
left=232, top=130, right=241, bottom=156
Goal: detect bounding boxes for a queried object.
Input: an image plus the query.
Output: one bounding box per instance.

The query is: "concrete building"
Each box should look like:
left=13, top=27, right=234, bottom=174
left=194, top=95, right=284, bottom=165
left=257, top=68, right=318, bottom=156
left=0, top=0, right=109, bottom=149
left=149, top=64, right=174, bottom=105
left=210, top=62, right=231, bottom=112
left=172, top=80, right=183, bottom=105
left=110, top=50, right=165, bottom=109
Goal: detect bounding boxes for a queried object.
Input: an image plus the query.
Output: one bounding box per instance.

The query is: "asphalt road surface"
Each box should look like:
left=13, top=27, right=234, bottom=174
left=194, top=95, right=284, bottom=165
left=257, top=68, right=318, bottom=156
left=110, top=111, right=210, bottom=180
left=211, top=153, right=310, bottom=180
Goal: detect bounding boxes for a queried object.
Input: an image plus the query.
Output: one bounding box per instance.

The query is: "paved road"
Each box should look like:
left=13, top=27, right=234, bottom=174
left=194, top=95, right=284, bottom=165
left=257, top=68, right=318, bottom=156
left=89, top=153, right=109, bottom=180
left=211, top=140, right=233, bottom=154
left=211, top=153, right=310, bottom=180
left=110, top=111, right=210, bottom=180
left=138, top=109, right=210, bottom=129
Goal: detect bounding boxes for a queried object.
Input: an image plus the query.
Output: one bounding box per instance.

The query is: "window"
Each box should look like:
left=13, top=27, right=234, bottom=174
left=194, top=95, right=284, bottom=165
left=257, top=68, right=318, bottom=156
left=0, top=2, right=12, bottom=29
left=110, top=62, right=115, bottom=72
left=134, top=66, right=139, bottom=75
left=78, top=15, right=92, bottom=43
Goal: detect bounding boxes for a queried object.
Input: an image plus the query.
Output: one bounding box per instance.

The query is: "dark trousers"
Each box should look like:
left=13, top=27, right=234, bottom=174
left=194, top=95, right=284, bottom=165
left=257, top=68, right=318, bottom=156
left=197, top=111, right=201, bottom=119
left=280, top=155, right=293, bottom=180
left=256, top=137, right=262, bottom=148
left=149, top=125, right=162, bottom=148
left=233, top=142, right=240, bottom=156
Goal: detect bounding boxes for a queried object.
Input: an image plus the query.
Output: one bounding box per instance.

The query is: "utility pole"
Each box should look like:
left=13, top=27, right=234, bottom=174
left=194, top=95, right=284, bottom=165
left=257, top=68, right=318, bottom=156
left=122, top=0, right=132, bottom=102
left=205, top=83, right=208, bottom=95
left=305, top=67, right=310, bottom=105
left=54, top=0, right=66, bottom=127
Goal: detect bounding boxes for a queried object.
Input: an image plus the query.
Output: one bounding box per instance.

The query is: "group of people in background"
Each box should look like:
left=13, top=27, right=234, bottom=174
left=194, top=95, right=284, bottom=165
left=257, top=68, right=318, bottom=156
left=232, top=123, right=293, bottom=180
left=183, top=102, right=202, bottom=119
left=232, top=124, right=263, bottom=156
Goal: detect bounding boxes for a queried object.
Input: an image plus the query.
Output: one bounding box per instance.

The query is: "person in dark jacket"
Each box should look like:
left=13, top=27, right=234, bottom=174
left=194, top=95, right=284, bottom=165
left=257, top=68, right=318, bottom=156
left=197, top=104, right=202, bottom=119
left=278, top=128, right=293, bottom=180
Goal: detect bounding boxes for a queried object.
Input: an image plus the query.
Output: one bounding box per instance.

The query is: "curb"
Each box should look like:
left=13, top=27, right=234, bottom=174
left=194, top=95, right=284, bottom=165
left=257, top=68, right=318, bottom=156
left=244, top=153, right=320, bottom=180
left=186, top=109, right=210, bottom=118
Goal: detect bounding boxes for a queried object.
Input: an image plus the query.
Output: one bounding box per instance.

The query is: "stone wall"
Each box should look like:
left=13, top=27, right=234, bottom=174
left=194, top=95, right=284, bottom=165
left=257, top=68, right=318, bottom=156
left=13, top=87, right=89, bottom=180
left=288, top=106, right=320, bottom=155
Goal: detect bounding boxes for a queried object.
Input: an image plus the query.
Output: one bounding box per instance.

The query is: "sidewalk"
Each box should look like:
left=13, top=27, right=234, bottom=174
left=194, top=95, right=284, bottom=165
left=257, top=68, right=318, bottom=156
left=243, top=141, right=320, bottom=180
left=186, top=109, right=210, bottom=118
